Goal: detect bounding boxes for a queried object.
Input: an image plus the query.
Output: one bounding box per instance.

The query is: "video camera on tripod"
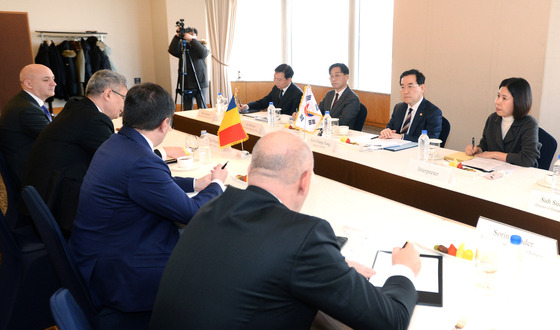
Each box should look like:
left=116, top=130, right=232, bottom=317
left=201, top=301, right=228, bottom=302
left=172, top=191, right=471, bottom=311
left=176, top=19, right=186, bottom=39
left=173, top=18, right=206, bottom=111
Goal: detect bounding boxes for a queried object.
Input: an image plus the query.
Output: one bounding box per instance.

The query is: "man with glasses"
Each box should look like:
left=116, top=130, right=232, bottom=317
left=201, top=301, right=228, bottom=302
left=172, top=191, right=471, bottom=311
left=69, top=82, right=227, bottom=327
left=380, top=69, right=442, bottom=141
left=22, top=70, right=128, bottom=237
left=318, top=63, right=360, bottom=127
left=240, top=64, right=303, bottom=115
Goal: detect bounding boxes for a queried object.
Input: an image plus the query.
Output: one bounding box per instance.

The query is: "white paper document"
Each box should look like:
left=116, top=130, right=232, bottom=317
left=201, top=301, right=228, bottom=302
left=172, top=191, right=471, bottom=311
left=370, top=251, right=440, bottom=293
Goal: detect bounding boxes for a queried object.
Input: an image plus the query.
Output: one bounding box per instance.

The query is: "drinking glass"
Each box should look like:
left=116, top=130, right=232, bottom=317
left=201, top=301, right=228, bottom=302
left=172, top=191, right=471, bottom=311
left=428, top=138, right=442, bottom=161
left=185, top=135, right=199, bottom=162
left=331, top=118, right=340, bottom=135
left=475, top=238, right=501, bottom=293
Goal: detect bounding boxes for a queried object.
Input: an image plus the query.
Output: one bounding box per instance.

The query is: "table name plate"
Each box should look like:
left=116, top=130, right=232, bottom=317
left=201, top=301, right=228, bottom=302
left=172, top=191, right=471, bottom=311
left=527, top=190, right=560, bottom=222
left=206, top=133, right=220, bottom=150
left=307, top=136, right=339, bottom=153
left=241, top=119, right=266, bottom=136
left=476, top=216, right=558, bottom=258
left=197, top=109, right=219, bottom=122
left=405, top=159, right=454, bottom=185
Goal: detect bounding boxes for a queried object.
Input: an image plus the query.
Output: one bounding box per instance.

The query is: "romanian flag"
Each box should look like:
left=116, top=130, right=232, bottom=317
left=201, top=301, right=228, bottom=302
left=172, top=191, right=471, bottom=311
left=217, top=95, right=248, bottom=148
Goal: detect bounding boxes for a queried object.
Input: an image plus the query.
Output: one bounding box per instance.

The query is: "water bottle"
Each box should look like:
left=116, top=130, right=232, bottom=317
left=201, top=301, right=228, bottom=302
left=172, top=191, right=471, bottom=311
left=418, top=130, right=429, bottom=161
left=198, top=130, right=212, bottom=164
left=216, top=93, right=225, bottom=116
left=507, top=235, right=523, bottom=278
left=267, top=102, right=276, bottom=126
left=323, top=111, right=332, bottom=138
left=551, top=155, right=560, bottom=194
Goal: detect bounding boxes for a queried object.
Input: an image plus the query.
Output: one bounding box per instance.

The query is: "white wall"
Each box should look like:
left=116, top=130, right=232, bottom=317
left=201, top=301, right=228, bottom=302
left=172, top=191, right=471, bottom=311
left=0, top=0, right=158, bottom=107
left=392, top=0, right=553, bottom=154
left=540, top=0, right=560, bottom=165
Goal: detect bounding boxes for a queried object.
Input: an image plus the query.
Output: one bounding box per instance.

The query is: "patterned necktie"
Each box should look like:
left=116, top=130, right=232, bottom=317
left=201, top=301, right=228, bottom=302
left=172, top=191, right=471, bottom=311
left=41, top=105, right=52, bottom=122
left=400, top=108, right=413, bottom=134
left=332, top=93, right=339, bottom=108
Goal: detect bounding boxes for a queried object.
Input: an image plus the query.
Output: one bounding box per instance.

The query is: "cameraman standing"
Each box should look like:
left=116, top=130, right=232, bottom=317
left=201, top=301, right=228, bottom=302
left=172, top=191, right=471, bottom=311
left=169, top=23, right=209, bottom=110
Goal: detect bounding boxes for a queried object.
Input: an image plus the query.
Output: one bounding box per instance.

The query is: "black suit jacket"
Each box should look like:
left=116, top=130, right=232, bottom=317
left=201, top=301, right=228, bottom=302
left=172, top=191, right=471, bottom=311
left=386, top=98, right=443, bottom=142
left=0, top=90, right=51, bottom=189
left=247, top=83, right=303, bottom=115
left=168, top=35, right=209, bottom=88
left=478, top=113, right=541, bottom=167
left=318, top=87, right=360, bottom=127
left=151, top=185, right=417, bottom=330
left=22, top=97, right=114, bottom=237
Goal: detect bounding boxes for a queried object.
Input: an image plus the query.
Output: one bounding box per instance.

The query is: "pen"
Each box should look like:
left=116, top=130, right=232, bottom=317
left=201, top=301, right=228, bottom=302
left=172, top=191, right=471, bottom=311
left=472, top=137, right=475, bottom=149
left=402, top=241, right=408, bottom=248
left=221, top=161, right=229, bottom=169
left=371, top=136, right=379, bottom=139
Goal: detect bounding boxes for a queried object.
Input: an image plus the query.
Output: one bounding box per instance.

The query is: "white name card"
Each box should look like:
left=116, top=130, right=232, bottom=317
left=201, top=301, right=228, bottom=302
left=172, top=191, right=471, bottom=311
left=241, top=119, right=266, bottom=136
left=308, top=136, right=339, bottom=153
left=405, top=159, right=454, bottom=185
left=206, top=133, right=220, bottom=150
left=197, top=109, right=219, bottom=122
left=476, top=216, right=558, bottom=259
left=527, top=190, right=560, bottom=221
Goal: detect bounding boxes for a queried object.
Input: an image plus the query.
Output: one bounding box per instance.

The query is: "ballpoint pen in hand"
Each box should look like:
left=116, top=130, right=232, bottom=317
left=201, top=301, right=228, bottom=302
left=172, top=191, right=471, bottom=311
left=221, top=161, right=229, bottom=169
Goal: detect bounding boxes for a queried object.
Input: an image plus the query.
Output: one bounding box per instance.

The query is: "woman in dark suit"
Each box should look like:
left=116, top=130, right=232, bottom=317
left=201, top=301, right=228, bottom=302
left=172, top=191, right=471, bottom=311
left=465, top=77, right=540, bottom=167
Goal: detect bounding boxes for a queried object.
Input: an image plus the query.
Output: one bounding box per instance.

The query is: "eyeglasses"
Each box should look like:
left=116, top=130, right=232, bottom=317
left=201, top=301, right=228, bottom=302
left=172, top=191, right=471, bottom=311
left=111, top=89, right=126, bottom=100
left=400, top=84, right=419, bottom=91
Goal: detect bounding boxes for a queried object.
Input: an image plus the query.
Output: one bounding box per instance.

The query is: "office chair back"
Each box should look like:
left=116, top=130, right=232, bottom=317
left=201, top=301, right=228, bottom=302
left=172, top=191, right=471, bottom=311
left=351, top=103, right=368, bottom=131
left=50, top=288, right=93, bottom=330
left=21, top=186, right=98, bottom=323
left=0, top=152, right=59, bottom=329
left=538, top=127, right=558, bottom=170
left=440, top=116, right=451, bottom=148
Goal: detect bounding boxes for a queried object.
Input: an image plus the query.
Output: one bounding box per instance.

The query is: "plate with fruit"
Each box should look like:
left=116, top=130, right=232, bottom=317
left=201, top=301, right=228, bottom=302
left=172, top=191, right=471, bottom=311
left=431, top=243, right=474, bottom=261
left=231, top=174, right=248, bottom=185
left=339, top=136, right=359, bottom=145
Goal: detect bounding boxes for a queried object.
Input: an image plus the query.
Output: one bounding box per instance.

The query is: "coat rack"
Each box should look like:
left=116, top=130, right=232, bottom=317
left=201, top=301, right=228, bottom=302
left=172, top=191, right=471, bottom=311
left=36, top=30, right=107, bottom=42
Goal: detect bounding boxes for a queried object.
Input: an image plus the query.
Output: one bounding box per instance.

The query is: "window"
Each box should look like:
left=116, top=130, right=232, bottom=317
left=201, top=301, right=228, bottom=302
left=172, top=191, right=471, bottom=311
left=229, top=0, right=282, bottom=81
left=290, top=0, right=349, bottom=86
left=230, top=0, right=394, bottom=93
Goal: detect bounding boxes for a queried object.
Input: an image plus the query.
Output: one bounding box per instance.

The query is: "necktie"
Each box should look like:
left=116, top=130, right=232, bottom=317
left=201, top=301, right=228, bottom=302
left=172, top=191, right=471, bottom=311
left=279, top=89, right=283, bottom=101
left=332, top=93, right=339, bottom=107
left=41, top=105, right=52, bottom=122
left=400, top=108, right=412, bottom=134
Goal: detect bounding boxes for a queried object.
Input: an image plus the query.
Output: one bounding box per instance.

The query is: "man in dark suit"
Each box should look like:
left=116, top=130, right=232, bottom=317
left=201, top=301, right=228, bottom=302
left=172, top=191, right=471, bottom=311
left=151, top=130, right=421, bottom=330
left=168, top=26, right=209, bottom=110
left=0, top=64, right=55, bottom=189
left=240, top=64, right=303, bottom=115
left=318, top=63, right=361, bottom=127
left=68, top=83, right=228, bottom=325
left=380, top=69, right=442, bottom=142
left=22, top=70, right=127, bottom=238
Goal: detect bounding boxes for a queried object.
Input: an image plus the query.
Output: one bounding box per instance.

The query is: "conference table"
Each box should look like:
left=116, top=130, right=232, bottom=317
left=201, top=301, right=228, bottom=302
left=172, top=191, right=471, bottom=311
left=172, top=110, right=560, bottom=246
left=111, top=115, right=560, bottom=330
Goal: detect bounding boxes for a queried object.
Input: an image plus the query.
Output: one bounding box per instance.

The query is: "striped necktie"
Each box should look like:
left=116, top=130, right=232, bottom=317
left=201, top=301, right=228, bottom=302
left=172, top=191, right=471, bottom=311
left=41, top=105, right=52, bottom=122
left=400, top=108, right=412, bottom=134
left=332, top=93, right=339, bottom=107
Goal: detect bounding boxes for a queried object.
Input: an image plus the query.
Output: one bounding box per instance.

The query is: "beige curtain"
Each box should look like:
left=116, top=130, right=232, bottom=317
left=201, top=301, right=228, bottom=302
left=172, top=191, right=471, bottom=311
left=205, top=0, right=237, bottom=106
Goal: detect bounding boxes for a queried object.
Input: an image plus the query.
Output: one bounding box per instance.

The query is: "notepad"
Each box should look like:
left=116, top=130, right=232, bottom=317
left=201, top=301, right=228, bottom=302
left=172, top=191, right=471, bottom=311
left=443, top=151, right=474, bottom=162
left=370, top=251, right=443, bottom=307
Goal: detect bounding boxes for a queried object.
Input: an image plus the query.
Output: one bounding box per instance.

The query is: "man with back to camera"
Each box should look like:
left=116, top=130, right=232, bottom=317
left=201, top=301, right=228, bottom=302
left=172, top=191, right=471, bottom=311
left=168, top=24, right=209, bottom=110
left=380, top=69, right=442, bottom=142
left=22, top=69, right=127, bottom=238
left=69, top=82, right=228, bottom=326
left=318, top=63, right=361, bottom=128
left=240, top=64, right=303, bottom=116
left=0, top=64, right=56, bottom=189
left=150, top=130, right=421, bottom=330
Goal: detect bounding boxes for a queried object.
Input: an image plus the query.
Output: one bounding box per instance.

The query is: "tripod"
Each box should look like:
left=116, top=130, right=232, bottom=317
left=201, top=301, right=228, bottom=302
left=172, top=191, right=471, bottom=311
left=175, top=38, right=206, bottom=111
